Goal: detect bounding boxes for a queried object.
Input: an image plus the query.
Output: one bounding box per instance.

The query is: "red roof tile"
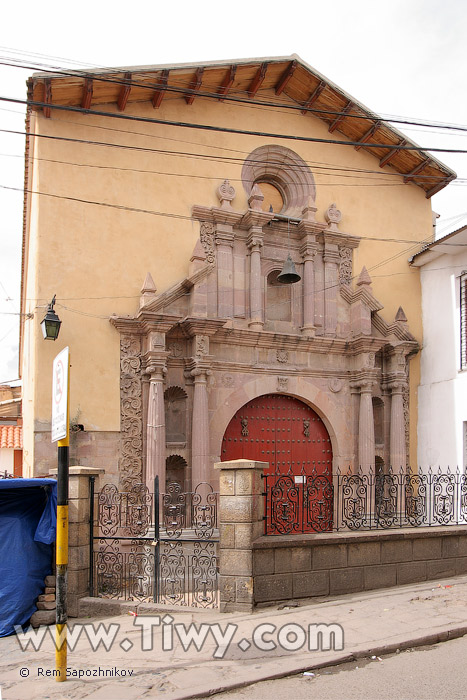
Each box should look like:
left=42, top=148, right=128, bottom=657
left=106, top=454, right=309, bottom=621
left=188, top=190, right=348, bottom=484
left=0, top=425, right=23, bottom=450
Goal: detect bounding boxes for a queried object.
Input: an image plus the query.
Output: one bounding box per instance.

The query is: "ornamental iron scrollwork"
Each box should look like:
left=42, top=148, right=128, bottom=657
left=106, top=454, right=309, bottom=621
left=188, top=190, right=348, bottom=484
left=92, top=481, right=219, bottom=608
left=264, top=465, right=467, bottom=535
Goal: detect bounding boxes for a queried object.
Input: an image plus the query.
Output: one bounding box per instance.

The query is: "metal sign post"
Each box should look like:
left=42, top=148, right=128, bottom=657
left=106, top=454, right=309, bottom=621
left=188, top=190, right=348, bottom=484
left=52, top=347, right=70, bottom=682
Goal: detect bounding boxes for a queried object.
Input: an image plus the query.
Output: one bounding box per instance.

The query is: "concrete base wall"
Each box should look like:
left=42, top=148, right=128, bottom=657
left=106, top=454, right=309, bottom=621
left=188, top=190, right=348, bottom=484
left=253, top=527, right=467, bottom=605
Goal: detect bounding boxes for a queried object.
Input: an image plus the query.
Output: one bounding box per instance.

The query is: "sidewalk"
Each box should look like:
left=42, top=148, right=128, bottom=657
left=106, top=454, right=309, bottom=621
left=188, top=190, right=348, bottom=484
left=2, top=574, right=467, bottom=700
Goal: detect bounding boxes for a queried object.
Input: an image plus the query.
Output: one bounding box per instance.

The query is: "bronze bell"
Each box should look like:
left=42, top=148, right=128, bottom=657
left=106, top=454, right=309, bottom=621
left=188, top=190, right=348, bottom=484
left=277, top=254, right=301, bottom=284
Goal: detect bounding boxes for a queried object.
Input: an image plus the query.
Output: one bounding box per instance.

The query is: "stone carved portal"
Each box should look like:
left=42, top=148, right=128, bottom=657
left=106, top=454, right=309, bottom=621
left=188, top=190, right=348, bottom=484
left=221, top=394, right=333, bottom=532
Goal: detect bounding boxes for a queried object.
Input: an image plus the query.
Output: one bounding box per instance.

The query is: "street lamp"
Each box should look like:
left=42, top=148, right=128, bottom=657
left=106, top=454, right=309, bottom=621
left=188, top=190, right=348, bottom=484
left=41, top=295, right=61, bottom=340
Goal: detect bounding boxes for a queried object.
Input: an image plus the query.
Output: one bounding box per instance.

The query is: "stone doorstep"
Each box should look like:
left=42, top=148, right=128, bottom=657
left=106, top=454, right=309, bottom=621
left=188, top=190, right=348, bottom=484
left=78, top=597, right=222, bottom=618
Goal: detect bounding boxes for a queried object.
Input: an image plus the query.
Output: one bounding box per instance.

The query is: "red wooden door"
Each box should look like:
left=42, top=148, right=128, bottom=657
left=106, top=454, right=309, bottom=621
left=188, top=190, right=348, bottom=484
left=221, top=394, right=333, bottom=533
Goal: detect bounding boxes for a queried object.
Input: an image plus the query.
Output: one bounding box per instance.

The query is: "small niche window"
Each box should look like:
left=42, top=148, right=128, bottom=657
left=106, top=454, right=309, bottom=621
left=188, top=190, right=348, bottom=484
left=266, top=270, right=291, bottom=322
left=256, top=181, right=284, bottom=213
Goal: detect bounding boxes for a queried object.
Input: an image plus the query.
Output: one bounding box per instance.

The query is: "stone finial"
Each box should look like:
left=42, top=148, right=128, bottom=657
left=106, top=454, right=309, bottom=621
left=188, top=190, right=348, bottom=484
left=356, top=266, right=372, bottom=288
left=395, top=306, right=408, bottom=323
left=248, top=183, right=264, bottom=211
left=140, top=272, right=157, bottom=308
left=216, top=179, right=236, bottom=210
left=325, top=203, right=342, bottom=231
left=301, top=200, right=318, bottom=222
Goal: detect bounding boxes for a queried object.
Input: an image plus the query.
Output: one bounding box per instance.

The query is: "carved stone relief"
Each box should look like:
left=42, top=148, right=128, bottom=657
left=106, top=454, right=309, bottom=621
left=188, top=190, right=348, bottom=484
left=119, top=335, right=143, bottom=490
left=221, top=373, right=235, bottom=388
left=168, top=342, right=183, bottom=358
left=329, top=378, right=343, bottom=393
left=339, top=247, right=353, bottom=286
left=276, top=349, right=289, bottom=363
left=195, top=335, right=209, bottom=358
left=277, top=376, right=289, bottom=391
left=200, top=222, right=216, bottom=265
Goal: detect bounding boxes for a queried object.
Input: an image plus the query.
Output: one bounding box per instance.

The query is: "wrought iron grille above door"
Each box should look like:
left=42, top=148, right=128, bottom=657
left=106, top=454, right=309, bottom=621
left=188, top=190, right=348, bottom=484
left=90, top=477, right=219, bottom=608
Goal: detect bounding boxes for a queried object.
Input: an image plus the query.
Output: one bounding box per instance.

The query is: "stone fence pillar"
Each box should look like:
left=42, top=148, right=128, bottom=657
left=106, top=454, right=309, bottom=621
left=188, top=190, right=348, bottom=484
left=214, top=459, right=267, bottom=612
left=52, top=465, right=104, bottom=616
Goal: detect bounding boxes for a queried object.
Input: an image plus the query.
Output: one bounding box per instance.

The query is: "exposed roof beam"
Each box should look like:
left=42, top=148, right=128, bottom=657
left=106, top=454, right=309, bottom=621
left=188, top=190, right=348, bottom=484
left=185, top=67, right=204, bottom=105
left=217, top=65, right=237, bottom=102
left=425, top=175, right=456, bottom=198
left=248, top=63, right=268, bottom=98
left=301, top=80, right=326, bottom=114
left=355, top=120, right=381, bottom=151
left=152, top=70, right=169, bottom=109
left=117, top=73, right=132, bottom=112
left=81, top=79, right=93, bottom=110
left=379, top=140, right=407, bottom=168
left=275, top=60, right=297, bottom=95
left=328, top=100, right=353, bottom=133
left=43, top=79, right=51, bottom=118
left=403, top=159, right=430, bottom=184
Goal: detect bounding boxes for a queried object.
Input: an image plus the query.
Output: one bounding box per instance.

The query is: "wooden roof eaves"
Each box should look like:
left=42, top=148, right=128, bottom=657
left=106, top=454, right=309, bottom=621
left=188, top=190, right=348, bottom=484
left=29, top=53, right=456, bottom=195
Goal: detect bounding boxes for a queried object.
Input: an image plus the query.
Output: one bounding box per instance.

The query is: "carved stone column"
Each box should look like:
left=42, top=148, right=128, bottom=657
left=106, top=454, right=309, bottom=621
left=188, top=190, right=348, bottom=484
left=358, top=380, right=375, bottom=473
left=145, top=363, right=167, bottom=491
left=300, top=241, right=317, bottom=336
left=389, top=381, right=406, bottom=469
left=191, top=366, right=212, bottom=486
left=247, top=234, right=264, bottom=331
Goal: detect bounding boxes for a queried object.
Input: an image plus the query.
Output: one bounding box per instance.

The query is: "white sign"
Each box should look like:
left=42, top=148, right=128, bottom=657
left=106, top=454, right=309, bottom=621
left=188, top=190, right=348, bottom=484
left=52, top=347, right=69, bottom=443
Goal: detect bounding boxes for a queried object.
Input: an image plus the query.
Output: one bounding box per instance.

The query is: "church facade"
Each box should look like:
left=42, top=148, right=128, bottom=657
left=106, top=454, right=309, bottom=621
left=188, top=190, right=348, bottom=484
left=20, top=56, right=455, bottom=494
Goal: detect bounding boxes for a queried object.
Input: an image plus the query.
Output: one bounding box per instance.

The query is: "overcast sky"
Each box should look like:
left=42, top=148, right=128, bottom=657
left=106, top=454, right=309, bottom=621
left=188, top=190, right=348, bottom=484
left=1, top=0, right=466, bottom=385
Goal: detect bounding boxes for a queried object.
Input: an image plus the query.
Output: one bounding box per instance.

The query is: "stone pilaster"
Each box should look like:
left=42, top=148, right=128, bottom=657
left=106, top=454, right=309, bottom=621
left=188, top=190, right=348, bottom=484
left=214, top=459, right=266, bottom=612
left=215, top=226, right=234, bottom=319
left=191, top=366, right=211, bottom=486
left=323, top=238, right=340, bottom=337
left=389, top=380, right=407, bottom=469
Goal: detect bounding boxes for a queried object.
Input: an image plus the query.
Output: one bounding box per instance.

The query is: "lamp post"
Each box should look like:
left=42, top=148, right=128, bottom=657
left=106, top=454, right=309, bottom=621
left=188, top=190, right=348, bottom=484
left=43, top=298, right=69, bottom=682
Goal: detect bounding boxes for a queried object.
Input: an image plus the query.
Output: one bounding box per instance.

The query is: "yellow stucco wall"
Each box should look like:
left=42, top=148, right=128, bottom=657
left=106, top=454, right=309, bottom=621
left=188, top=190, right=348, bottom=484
left=21, top=90, right=432, bottom=468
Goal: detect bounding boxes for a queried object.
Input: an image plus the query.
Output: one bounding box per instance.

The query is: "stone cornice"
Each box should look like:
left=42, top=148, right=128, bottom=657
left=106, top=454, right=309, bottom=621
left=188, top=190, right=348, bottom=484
left=141, top=266, right=211, bottom=314
left=240, top=210, right=275, bottom=230
left=322, top=230, right=360, bottom=248
left=110, top=312, right=181, bottom=335
left=340, top=285, right=384, bottom=312
left=214, top=327, right=349, bottom=353
left=371, top=314, right=418, bottom=342
left=179, top=317, right=226, bottom=337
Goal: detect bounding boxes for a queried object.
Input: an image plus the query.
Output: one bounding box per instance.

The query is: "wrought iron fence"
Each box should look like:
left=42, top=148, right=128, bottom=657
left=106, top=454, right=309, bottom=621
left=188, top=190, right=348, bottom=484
left=90, top=478, right=219, bottom=607
left=0, top=470, right=15, bottom=479
left=263, top=466, right=467, bottom=535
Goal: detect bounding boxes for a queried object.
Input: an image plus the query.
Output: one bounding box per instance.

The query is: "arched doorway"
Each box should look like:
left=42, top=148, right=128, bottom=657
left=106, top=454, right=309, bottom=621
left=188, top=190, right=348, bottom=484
left=221, top=394, right=333, bottom=533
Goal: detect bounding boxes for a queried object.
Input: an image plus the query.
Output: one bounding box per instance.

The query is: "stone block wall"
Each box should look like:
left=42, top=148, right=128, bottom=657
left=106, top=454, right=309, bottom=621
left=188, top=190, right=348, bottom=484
left=252, top=528, right=467, bottom=605
left=51, top=465, right=105, bottom=616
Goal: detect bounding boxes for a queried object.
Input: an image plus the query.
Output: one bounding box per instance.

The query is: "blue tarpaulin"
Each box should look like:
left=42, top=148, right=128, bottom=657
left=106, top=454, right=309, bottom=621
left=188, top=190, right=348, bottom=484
left=0, top=478, right=57, bottom=637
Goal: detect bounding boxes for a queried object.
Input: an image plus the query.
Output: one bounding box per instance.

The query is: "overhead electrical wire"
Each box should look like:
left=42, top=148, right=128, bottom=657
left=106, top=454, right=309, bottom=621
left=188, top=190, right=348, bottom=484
left=2, top=53, right=467, bottom=136
left=0, top=95, right=465, bottom=158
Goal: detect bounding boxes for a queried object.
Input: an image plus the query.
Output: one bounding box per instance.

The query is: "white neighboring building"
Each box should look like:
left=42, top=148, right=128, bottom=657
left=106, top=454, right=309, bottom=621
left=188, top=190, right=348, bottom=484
left=410, top=226, right=467, bottom=468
